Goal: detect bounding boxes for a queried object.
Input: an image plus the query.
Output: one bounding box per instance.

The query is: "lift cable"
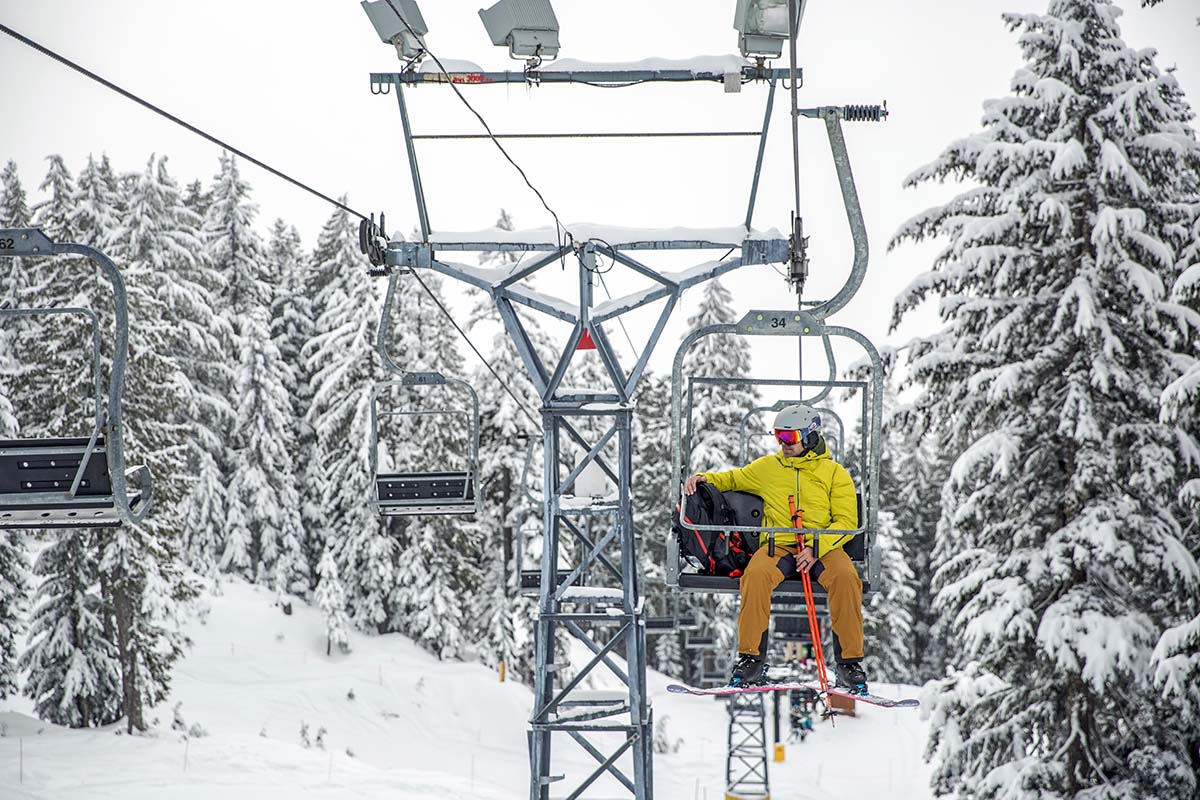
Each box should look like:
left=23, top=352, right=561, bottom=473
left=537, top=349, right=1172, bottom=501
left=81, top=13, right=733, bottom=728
left=0, top=20, right=544, bottom=431
left=0, top=23, right=367, bottom=225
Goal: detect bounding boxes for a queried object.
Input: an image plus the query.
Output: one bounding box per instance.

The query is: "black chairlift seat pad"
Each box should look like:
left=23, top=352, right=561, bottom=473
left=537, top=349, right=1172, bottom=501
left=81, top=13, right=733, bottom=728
left=678, top=572, right=872, bottom=597
left=376, top=471, right=475, bottom=516
left=0, top=437, right=125, bottom=528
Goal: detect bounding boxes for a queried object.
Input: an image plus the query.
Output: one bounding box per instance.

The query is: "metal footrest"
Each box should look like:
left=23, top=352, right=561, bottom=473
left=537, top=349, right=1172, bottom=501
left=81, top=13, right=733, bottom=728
left=374, top=471, right=475, bottom=516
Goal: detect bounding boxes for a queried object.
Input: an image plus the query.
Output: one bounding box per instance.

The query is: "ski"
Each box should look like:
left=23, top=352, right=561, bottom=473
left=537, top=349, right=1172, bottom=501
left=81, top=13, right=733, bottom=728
left=665, top=681, right=920, bottom=708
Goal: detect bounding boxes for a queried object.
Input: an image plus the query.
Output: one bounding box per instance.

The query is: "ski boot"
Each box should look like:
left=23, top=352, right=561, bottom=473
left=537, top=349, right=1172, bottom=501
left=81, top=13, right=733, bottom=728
left=834, top=659, right=869, bottom=696
left=728, top=654, right=769, bottom=687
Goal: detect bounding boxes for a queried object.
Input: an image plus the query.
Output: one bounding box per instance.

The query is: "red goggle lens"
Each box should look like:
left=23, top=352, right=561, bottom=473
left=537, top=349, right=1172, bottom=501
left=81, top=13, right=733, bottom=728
left=775, top=429, right=802, bottom=445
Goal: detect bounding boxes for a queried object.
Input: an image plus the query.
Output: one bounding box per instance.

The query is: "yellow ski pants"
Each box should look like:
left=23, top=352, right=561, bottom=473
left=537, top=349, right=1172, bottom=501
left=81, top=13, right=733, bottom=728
left=736, top=543, right=864, bottom=660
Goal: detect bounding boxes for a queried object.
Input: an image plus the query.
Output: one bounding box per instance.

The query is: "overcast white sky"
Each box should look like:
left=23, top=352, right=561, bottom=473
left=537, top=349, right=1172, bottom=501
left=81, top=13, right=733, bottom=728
left=2, top=0, right=1198, bottom=403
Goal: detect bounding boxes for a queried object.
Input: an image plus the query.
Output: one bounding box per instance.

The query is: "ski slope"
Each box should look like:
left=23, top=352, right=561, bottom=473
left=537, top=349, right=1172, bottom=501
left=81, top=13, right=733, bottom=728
left=0, top=580, right=935, bottom=799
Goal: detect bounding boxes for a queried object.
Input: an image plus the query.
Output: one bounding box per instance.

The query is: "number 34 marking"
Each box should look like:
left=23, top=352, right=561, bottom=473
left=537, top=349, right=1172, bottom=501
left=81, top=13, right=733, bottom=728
left=770, top=316, right=787, bottom=328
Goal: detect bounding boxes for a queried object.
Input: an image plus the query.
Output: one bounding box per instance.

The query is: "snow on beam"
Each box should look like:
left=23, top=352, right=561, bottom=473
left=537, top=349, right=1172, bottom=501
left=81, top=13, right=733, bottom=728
left=430, top=223, right=784, bottom=250
left=541, top=55, right=752, bottom=74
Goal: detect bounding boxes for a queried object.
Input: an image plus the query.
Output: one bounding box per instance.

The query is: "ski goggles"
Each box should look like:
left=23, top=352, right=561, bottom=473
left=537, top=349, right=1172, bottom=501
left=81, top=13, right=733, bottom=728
left=774, top=428, right=803, bottom=446
left=772, top=429, right=820, bottom=448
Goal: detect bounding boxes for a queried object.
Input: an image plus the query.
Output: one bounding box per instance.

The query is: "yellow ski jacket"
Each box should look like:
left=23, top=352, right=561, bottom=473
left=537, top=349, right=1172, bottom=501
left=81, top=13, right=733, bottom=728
left=699, top=441, right=858, bottom=557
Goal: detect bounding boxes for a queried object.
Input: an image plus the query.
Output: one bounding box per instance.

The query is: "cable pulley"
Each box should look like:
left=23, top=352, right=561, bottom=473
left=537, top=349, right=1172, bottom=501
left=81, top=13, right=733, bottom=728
left=359, top=212, right=389, bottom=272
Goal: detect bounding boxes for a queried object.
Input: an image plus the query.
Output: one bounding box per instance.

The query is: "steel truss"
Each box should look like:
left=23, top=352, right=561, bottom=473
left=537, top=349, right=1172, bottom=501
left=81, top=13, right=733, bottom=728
left=374, top=55, right=800, bottom=800
left=726, top=693, right=771, bottom=800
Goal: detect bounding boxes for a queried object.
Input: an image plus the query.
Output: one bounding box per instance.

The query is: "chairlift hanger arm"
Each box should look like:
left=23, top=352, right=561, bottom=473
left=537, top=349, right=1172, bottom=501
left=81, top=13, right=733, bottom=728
left=788, top=105, right=887, bottom=319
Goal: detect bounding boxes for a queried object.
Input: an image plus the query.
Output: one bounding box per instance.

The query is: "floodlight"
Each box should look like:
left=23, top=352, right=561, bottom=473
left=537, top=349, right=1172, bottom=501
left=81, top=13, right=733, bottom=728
left=362, top=0, right=429, bottom=61
left=479, top=0, right=561, bottom=61
left=733, top=0, right=805, bottom=60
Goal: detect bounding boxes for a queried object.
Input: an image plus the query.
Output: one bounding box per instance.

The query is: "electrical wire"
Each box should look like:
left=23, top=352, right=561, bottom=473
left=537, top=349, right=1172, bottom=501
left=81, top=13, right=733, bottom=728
left=0, top=23, right=367, bottom=224
left=0, top=20, right=544, bottom=430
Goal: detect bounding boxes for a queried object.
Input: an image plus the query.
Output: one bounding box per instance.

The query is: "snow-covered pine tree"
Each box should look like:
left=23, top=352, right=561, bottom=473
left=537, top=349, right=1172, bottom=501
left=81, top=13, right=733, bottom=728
left=206, top=153, right=302, bottom=586
left=0, top=528, right=25, bottom=700
left=1152, top=77, right=1200, bottom=775
left=889, top=427, right=951, bottom=682
left=305, top=203, right=396, bottom=631
left=20, top=531, right=123, bottom=726
left=183, top=179, right=211, bottom=219
left=102, top=154, right=198, bottom=733
left=892, top=2, right=1200, bottom=795
left=315, top=546, right=350, bottom=655
left=680, top=277, right=759, bottom=667
left=266, top=219, right=311, bottom=597
left=859, top=509, right=914, bottom=682
left=0, top=162, right=30, bottom=439
left=139, top=160, right=231, bottom=574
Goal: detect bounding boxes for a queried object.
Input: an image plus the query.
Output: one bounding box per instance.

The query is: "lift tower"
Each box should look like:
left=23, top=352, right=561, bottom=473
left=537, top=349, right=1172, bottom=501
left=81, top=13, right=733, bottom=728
left=370, top=57, right=793, bottom=799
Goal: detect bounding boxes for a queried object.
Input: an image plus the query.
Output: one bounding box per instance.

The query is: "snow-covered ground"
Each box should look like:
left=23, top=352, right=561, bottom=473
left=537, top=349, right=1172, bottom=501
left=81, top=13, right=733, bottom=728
left=0, top=581, right=934, bottom=799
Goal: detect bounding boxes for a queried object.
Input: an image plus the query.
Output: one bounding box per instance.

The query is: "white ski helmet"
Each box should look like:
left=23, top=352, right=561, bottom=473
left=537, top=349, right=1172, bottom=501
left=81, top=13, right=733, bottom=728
left=773, top=404, right=821, bottom=451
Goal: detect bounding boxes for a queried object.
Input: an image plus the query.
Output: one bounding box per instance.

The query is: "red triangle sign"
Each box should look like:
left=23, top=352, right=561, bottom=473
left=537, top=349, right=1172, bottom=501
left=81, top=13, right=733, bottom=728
left=577, top=328, right=597, bottom=350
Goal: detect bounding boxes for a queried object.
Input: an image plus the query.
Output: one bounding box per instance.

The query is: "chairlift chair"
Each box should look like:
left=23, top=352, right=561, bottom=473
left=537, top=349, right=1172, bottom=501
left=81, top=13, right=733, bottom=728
left=0, top=229, right=152, bottom=529
left=369, top=268, right=482, bottom=517
left=667, top=315, right=884, bottom=597
left=369, top=372, right=481, bottom=516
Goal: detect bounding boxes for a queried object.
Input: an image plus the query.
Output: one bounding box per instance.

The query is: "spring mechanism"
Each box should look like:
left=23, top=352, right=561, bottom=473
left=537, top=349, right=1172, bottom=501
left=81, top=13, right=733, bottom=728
left=843, top=103, right=888, bottom=122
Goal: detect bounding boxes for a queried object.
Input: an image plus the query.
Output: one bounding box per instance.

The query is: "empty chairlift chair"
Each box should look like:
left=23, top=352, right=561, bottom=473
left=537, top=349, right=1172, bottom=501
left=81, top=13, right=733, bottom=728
left=369, top=372, right=481, bottom=516
left=0, top=229, right=152, bottom=529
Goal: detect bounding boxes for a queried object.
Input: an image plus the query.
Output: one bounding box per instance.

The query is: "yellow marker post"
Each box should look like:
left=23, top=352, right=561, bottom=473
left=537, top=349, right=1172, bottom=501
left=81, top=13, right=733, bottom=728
left=773, top=743, right=786, bottom=762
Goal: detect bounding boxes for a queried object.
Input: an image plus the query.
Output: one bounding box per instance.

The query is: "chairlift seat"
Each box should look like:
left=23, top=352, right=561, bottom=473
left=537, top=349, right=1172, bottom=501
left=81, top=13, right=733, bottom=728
left=375, top=470, right=475, bottom=516
left=644, top=616, right=678, bottom=632
left=0, top=437, right=142, bottom=529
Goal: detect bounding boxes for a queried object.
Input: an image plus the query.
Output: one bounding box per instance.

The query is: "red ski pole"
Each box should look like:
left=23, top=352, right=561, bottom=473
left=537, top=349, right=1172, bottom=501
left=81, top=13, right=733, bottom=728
left=790, top=497, right=832, bottom=701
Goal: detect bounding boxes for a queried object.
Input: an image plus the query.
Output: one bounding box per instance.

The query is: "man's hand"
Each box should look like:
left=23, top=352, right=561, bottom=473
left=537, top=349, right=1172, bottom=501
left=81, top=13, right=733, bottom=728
left=683, top=474, right=707, bottom=495
left=795, top=546, right=817, bottom=573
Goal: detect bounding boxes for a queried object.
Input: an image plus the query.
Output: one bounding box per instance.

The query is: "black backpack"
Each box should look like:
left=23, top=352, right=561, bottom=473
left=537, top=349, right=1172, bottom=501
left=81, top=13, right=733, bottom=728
left=673, top=483, right=763, bottom=577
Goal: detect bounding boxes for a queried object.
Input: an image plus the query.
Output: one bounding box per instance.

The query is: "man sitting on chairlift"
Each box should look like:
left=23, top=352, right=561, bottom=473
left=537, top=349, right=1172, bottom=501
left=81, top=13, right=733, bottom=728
left=683, top=404, right=867, bottom=694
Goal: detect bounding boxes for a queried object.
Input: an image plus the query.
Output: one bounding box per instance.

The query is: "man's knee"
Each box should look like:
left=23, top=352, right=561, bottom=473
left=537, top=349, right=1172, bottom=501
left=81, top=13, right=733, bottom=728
left=741, top=552, right=788, bottom=593
left=817, top=550, right=862, bottom=593
left=742, top=558, right=776, bottom=587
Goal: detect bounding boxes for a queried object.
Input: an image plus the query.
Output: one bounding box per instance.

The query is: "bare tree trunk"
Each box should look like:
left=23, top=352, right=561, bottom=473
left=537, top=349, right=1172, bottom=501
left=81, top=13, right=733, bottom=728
left=111, top=573, right=143, bottom=733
